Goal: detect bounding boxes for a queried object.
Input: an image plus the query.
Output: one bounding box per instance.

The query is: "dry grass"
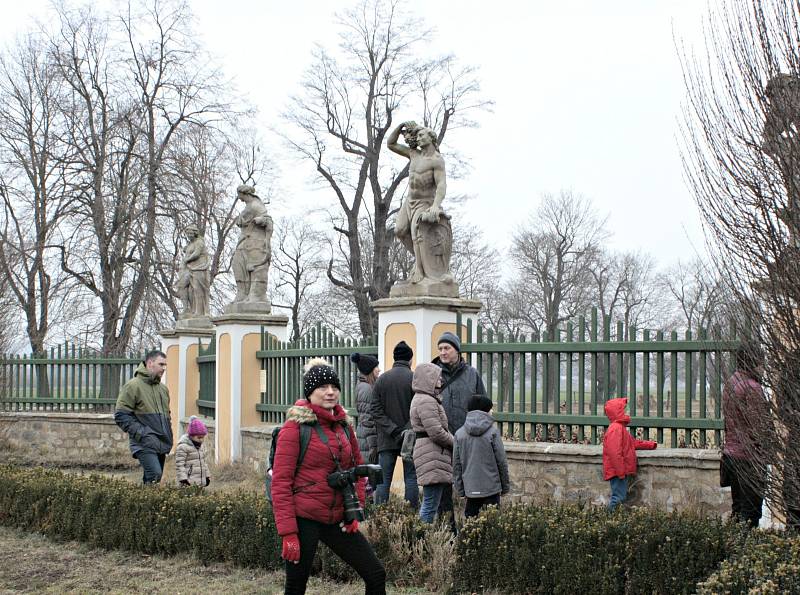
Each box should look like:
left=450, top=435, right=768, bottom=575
left=0, top=526, right=424, bottom=594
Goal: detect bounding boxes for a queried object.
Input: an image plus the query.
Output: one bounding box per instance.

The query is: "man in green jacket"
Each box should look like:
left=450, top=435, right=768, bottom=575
left=114, top=350, right=173, bottom=484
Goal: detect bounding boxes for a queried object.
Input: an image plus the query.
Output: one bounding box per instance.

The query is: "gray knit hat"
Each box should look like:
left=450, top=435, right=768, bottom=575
left=437, top=331, right=461, bottom=352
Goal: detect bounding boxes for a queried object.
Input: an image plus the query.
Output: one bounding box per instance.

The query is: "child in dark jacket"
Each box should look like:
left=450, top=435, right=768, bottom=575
left=603, top=397, right=657, bottom=511
left=453, top=395, right=510, bottom=518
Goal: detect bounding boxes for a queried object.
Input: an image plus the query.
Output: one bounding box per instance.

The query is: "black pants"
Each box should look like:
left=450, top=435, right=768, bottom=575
left=724, top=455, right=764, bottom=528
left=284, top=517, right=386, bottom=595
left=135, top=452, right=165, bottom=484
left=464, top=493, right=500, bottom=518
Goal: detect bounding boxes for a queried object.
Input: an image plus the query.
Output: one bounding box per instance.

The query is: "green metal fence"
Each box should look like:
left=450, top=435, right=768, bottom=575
left=0, top=344, right=144, bottom=413
left=256, top=324, right=378, bottom=423
left=456, top=309, right=741, bottom=447
left=196, top=341, right=216, bottom=419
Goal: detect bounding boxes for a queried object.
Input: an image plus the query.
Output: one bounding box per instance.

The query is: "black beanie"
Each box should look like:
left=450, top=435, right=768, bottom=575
left=350, top=352, right=379, bottom=376
left=303, top=364, right=341, bottom=398
left=393, top=340, right=414, bottom=362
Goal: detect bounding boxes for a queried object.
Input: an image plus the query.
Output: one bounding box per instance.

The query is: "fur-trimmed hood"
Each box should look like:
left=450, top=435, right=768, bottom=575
left=286, top=399, right=354, bottom=427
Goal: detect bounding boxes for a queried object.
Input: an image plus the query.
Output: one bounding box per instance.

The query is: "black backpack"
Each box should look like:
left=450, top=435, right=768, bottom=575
left=265, top=421, right=352, bottom=502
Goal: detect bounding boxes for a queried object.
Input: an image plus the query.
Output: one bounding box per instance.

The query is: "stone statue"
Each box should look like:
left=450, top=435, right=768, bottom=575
left=174, top=224, right=210, bottom=320
left=387, top=120, right=457, bottom=298
left=226, top=184, right=273, bottom=314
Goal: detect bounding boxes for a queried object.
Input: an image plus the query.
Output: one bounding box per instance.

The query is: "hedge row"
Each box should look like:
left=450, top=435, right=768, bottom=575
left=2, top=465, right=800, bottom=593
left=0, top=465, right=281, bottom=568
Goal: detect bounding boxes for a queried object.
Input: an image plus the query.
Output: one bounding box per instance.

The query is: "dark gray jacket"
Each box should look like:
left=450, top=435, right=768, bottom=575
left=370, top=360, right=414, bottom=452
left=434, top=358, right=487, bottom=434
left=355, top=375, right=378, bottom=464
left=453, top=410, right=510, bottom=498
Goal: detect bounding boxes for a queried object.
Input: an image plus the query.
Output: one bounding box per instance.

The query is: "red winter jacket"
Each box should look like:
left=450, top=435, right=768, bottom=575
left=602, top=397, right=657, bottom=481
left=271, top=400, right=365, bottom=536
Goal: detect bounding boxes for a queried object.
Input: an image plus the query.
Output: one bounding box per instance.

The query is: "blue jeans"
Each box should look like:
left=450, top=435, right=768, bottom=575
left=419, top=483, right=448, bottom=523
left=608, top=476, right=628, bottom=511
left=136, top=452, right=166, bottom=484
left=375, top=450, right=419, bottom=509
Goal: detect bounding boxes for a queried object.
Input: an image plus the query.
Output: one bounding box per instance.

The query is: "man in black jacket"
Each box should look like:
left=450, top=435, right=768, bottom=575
left=371, top=340, right=418, bottom=508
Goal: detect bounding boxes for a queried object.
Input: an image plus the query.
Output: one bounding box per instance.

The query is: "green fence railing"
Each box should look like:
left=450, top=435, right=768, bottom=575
left=456, top=309, right=741, bottom=448
left=0, top=344, right=145, bottom=413
left=196, top=340, right=216, bottom=419
left=256, top=324, right=377, bottom=424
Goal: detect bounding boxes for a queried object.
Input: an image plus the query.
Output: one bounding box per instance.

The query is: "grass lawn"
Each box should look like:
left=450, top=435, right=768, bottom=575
left=0, top=526, right=426, bottom=595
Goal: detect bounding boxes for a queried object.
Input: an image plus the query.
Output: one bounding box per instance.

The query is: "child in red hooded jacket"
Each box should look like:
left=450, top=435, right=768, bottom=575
left=603, top=397, right=657, bottom=511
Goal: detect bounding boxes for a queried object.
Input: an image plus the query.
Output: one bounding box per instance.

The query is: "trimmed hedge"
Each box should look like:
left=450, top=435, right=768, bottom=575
left=4, top=465, right=798, bottom=594
left=452, top=503, right=750, bottom=595
left=0, top=465, right=281, bottom=568
left=697, top=532, right=800, bottom=594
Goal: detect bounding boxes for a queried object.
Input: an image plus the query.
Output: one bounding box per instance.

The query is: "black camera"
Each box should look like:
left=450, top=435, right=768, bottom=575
left=327, top=464, right=384, bottom=523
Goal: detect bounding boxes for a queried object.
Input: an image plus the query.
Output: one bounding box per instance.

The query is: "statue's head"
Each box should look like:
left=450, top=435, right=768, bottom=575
left=403, top=124, right=438, bottom=151
left=184, top=224, right=200, bottom=239
left=237, top=184, right=259, bottom=200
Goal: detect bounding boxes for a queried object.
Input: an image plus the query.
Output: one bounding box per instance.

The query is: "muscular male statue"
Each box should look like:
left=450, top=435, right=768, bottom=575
left=387, top=121, right=454, bottom=288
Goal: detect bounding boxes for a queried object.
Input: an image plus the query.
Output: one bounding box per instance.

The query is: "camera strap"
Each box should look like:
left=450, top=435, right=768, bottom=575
left=313, top=422, right=356, bottom=470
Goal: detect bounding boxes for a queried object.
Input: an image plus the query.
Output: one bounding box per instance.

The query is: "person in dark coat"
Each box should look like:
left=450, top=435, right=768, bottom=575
left=114, top=350, right=173, bottom=484
left=370, top=340, right=419, bottom=508
left=271, top=358, right=386, bottom=595
left=432, top=331, right=486, bottom=529
left=722, top=344, right=771, bottom=528
left=352, top=352, right=380, bottom=500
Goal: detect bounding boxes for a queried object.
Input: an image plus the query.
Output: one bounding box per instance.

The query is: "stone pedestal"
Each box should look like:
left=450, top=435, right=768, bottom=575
left=223, top=301, right=272, bottom=315
left=175, top=316, right=213, bottom=331
left=211, top=313, right=288, bottom=463
left=159, top=327, right=215, bottom=445
left=372, top=296, right=481, bottom=369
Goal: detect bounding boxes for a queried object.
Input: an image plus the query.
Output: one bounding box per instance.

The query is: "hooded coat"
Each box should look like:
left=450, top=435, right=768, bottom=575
left=602, top=397, right=657, bottom=481
left=270, top=400, right=365, bottom=537
left=453, top=410, right=510, bottom=498
left=175, top=434, right=210, bottom=486
left=114, top=363, right=173, bottom=457
left=433, top=357, right=487, bottom=435
left=355, top=374, right=379, bottom=464
left=409, top=363, right=454, bottom=486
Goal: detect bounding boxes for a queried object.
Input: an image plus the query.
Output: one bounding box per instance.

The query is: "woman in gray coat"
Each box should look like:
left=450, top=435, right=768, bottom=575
left=409, top=362, right=454, bottom=523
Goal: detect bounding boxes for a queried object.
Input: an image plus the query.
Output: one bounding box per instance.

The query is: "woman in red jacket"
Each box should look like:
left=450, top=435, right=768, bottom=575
left=603, top=397, right=657, bottom=511
left=271, top=358, right=386, bottom=595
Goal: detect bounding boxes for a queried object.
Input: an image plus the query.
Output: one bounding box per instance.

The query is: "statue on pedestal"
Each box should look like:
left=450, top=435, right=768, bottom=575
left=225, top=184, right=273, bottom=314
left=387, top=120, right=457, bottom=298
left=175, top=224, right=210, bottom=321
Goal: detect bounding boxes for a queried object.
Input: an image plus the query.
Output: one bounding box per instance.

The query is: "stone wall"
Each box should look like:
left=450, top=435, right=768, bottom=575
left=0, top=413, right=730, bottom=516
left=0, top=412, right=130, bottom=463
left=506, top=442, right=727, bottom=515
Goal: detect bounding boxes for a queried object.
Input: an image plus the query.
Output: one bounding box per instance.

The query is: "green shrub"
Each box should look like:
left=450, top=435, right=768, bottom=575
left=697, top=532, right=800, bottom=594
left=452, top=502, right=748, bottom=595
left=0, top=465, right=281, bottom=569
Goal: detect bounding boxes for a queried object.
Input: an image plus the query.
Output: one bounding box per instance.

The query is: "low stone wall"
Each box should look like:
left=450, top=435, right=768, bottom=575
left=0, top=412, right=729, bottom=516
left=0, top=412, right=130, bottom=462
left=506, top=443, right=727, bottom=515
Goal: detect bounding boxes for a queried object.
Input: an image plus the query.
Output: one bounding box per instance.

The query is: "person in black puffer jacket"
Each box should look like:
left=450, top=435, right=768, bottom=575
left=351, top=352, right=380, bottom=467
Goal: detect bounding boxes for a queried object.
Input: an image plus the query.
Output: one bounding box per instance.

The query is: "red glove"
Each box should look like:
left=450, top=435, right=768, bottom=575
left=341, top=520, right=359, bottom=534
left=281, top=534, right=301, bottom=562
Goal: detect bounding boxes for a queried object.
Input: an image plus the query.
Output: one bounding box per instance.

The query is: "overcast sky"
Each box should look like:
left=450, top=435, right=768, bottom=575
left=2, top=0, right=711, bottom=268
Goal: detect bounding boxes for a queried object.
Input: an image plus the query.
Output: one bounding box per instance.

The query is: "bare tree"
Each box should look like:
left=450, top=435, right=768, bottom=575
left=0, top=33, right=73, bottom=356
left=510, top=190, right=608, bottom=407
left=271, top=218, right=327, bottom=341
left=679, top=0, right=800, bottom=525
left=50, top=1, right=230, bottom=356
left=282, top=0, right=489, bottom=337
